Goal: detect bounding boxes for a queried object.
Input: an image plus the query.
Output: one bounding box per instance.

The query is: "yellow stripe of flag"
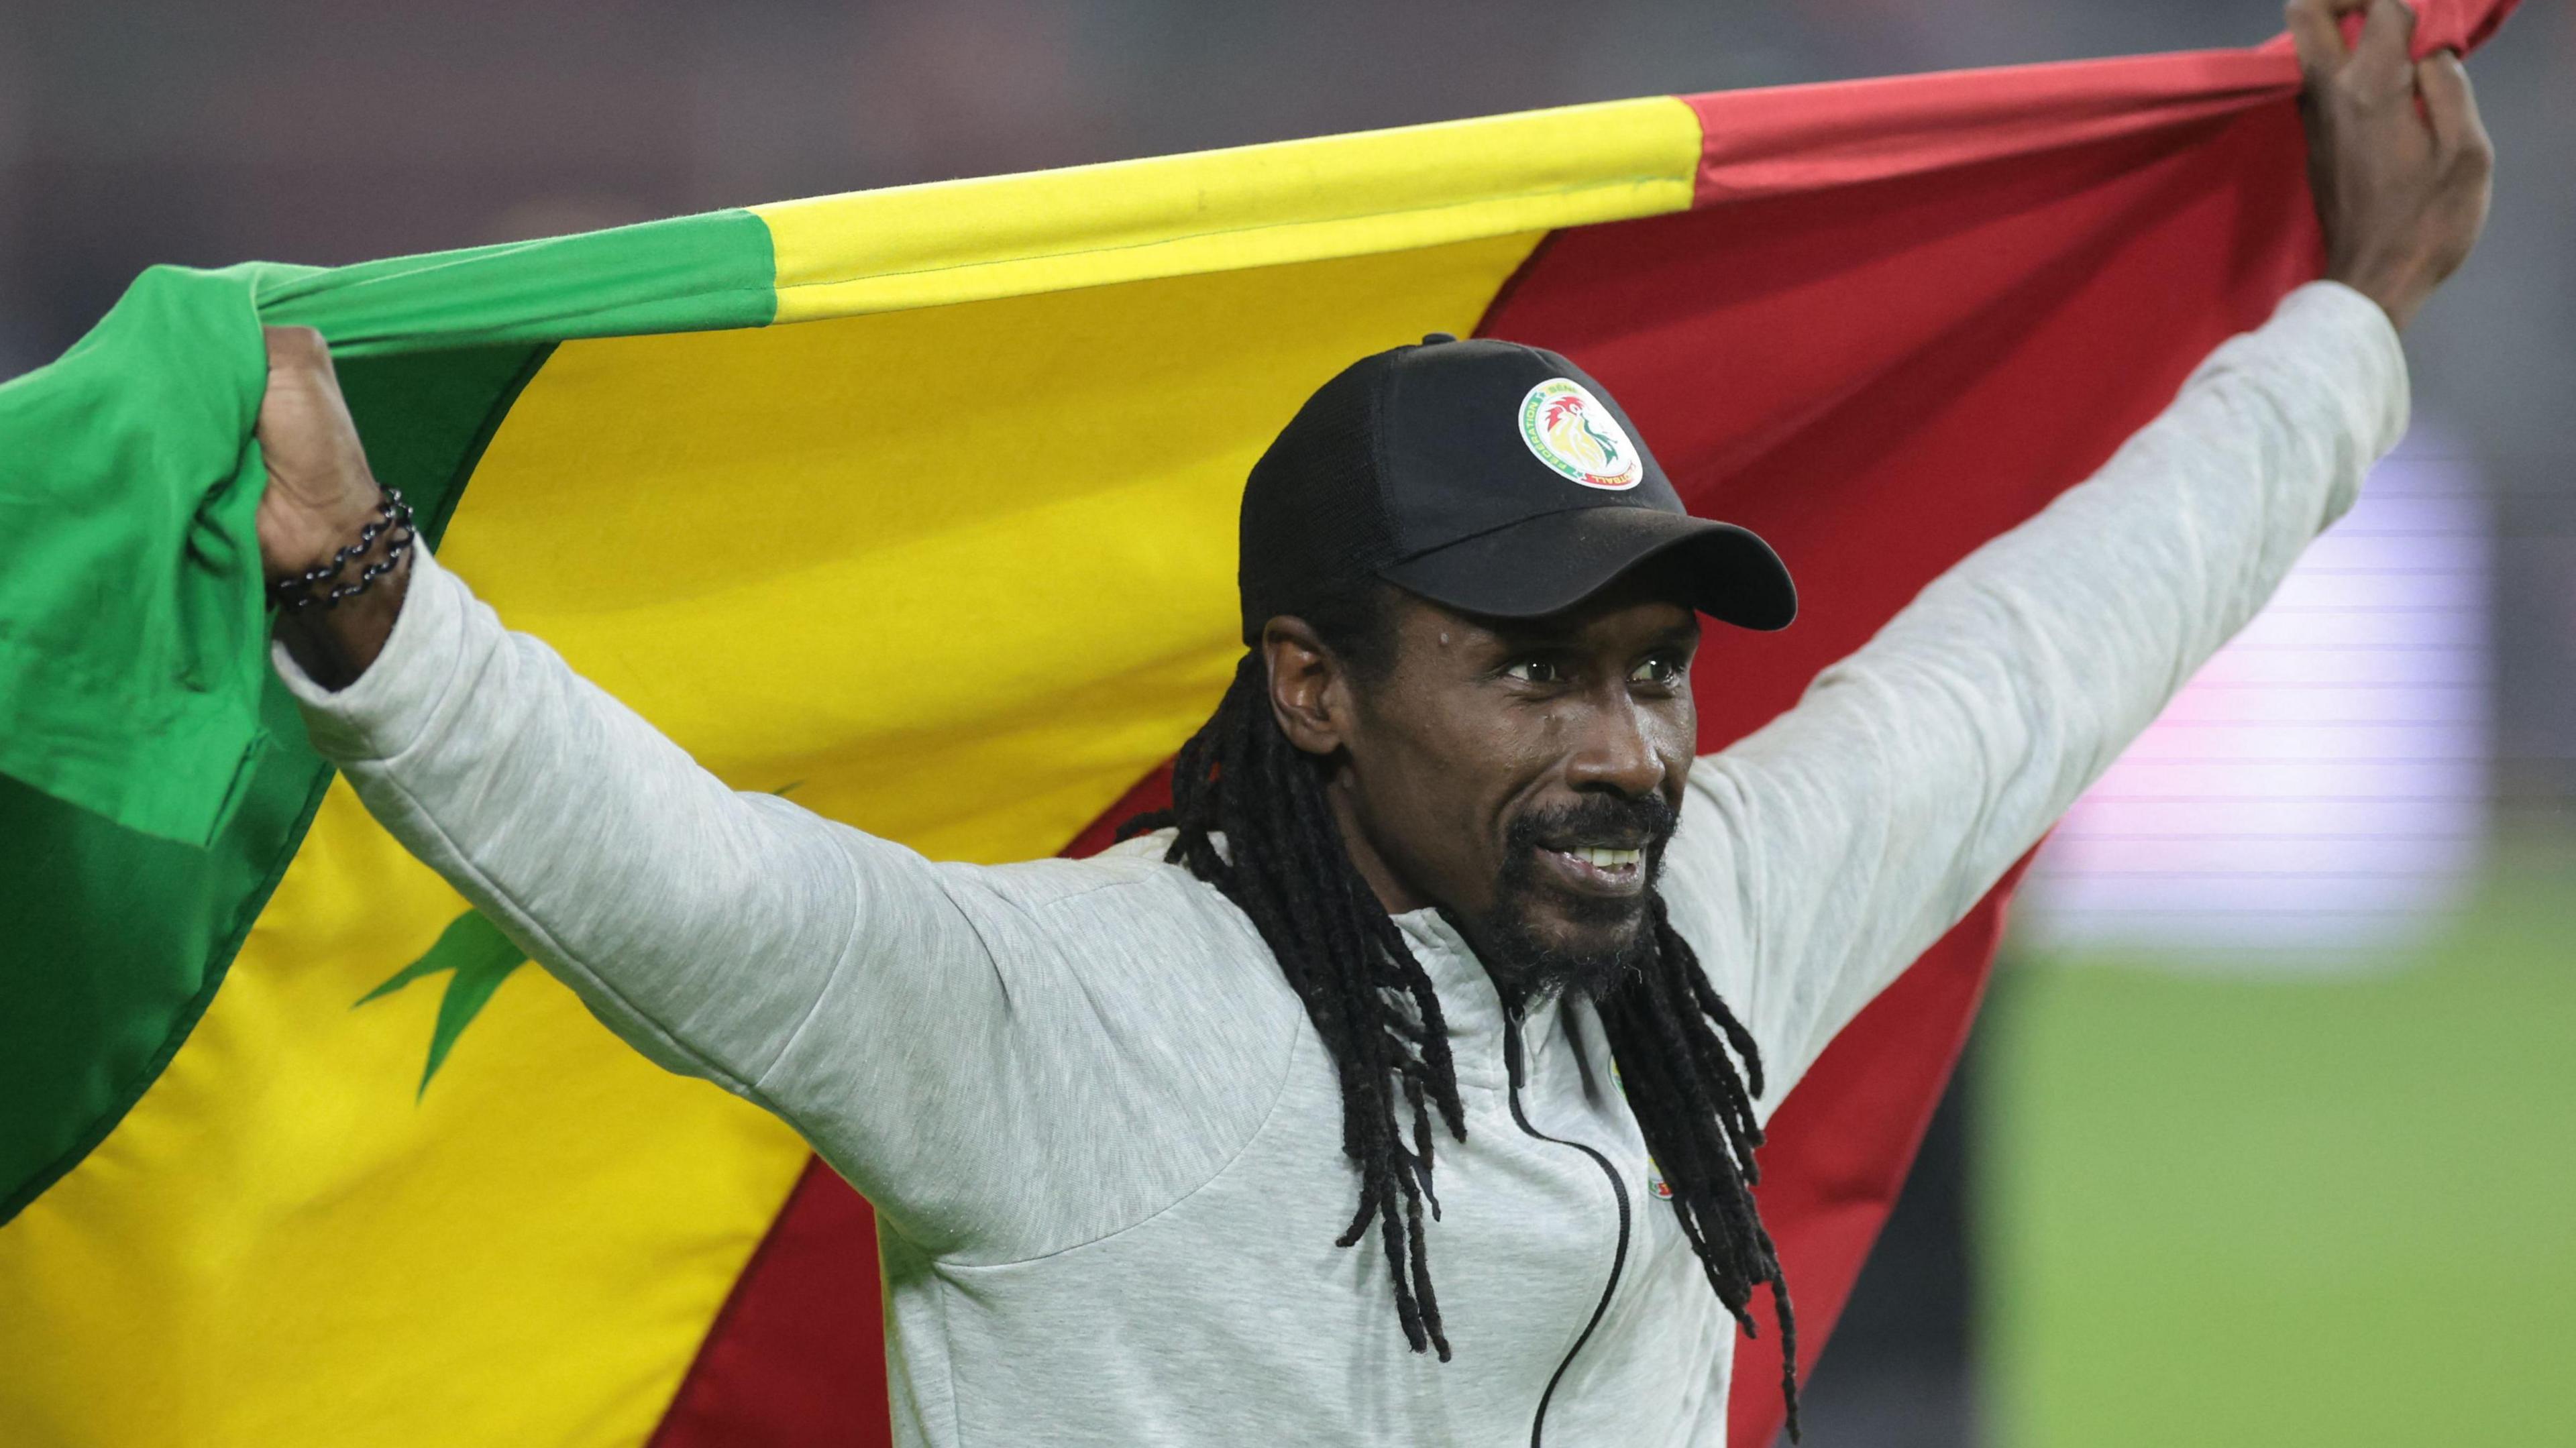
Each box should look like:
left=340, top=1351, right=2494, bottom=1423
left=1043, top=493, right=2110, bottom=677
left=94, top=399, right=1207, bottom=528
left=755, top=95, right=1699, bottom=323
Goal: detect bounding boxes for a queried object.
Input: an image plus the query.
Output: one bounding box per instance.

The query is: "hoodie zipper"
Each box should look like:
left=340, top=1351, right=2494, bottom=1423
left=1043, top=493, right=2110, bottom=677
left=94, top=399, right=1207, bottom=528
left=1503, top=1007, right=1631, bottom=1448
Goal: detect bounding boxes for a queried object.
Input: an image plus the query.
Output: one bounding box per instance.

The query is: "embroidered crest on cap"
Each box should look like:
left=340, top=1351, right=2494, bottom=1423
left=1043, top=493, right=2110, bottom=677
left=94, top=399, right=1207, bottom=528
left=1518, top=378, right=1643, bottom=491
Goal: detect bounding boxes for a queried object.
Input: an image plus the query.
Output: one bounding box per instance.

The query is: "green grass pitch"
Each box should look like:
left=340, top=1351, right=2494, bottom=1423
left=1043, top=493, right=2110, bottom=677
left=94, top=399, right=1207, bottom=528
left=1981, top=844, right=2576, bottom=1447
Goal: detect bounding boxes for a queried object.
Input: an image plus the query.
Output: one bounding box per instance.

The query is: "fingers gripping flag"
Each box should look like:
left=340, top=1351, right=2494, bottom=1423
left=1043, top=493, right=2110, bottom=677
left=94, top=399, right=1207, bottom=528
left=0, top=4, right=2517, bottom=1445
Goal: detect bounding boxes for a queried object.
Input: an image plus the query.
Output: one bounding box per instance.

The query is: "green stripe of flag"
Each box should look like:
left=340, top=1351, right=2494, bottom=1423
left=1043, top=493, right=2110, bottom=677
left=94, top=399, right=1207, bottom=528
left=0, top=342, right=547, bottom=1223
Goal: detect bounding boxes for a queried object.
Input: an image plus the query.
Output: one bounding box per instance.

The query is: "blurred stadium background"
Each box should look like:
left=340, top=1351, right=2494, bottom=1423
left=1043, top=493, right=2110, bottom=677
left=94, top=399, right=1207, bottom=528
left=4, top=3, right=2567, bottom=1444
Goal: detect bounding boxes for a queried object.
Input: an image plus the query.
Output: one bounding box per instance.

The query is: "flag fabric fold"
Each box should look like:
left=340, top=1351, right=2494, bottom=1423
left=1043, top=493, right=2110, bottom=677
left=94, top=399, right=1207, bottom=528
left=0, top=4, right=2516, bottom=1445
left=0, top=263, right=288, bottom=846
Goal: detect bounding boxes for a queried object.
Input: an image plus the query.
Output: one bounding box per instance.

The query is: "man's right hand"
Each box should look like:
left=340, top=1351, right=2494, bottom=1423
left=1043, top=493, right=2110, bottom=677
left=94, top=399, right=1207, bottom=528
left=2288, top=0, right=2493, bottom=331
left=258, top=325, right=409, bottom=687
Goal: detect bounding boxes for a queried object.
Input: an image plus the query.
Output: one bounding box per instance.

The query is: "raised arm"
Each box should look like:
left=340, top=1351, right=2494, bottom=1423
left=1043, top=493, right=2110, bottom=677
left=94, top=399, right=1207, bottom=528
left=270, top=541, right=867, bottom=1099
left=257, top=327, right=890, bottom=1110
left=254, top=343, right=1293, bottom=1262
left=1665, top=0, right=2493, bottom=1101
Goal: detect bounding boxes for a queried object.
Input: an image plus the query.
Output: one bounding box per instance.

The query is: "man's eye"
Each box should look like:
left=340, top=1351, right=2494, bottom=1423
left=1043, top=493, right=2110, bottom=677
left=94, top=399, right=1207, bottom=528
left=1631, top=655, right=1685, bottom=685
left=1505, top=659, right=1564, bottom=684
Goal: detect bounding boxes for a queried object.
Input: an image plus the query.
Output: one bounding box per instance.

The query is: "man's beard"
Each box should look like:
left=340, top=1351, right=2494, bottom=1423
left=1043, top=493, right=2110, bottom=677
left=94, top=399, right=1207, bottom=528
left=1467, top=793, right=1678, bottom=1005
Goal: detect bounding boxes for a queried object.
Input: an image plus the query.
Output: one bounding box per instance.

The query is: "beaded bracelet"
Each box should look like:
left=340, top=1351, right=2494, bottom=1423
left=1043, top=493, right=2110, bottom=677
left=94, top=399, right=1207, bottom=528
left=270, top=488, right=417, bottom=613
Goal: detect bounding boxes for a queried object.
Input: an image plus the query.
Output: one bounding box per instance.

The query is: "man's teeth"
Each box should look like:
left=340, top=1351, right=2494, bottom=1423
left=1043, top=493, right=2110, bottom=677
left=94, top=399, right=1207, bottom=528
left=1562, top=847, right=1643, bottom=869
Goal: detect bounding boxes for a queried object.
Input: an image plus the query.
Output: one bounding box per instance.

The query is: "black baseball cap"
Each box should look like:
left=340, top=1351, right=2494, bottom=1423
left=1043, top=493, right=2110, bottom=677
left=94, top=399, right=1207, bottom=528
left=1238, top=333, right=1795, bottom=644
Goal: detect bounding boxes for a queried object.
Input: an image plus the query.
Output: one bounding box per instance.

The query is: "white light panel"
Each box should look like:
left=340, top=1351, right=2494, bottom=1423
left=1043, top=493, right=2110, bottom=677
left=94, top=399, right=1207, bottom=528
left=2015, top=427, right=2490, bottom=966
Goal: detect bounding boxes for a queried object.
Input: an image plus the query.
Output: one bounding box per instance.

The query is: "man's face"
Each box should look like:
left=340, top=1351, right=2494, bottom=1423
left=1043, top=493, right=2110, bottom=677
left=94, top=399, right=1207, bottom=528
left=1326, top=573, right=1701, bottom=997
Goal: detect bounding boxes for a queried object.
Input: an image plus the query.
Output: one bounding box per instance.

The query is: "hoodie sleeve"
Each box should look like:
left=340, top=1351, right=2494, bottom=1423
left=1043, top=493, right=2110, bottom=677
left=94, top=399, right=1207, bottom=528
left=1658, top=281, right=2410, bottom=1113
left=275, top=548, right=1297, bottom=1262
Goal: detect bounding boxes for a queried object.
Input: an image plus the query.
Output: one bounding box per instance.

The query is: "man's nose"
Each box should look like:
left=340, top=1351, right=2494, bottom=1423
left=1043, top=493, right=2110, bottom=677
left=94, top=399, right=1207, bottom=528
left=1564, top=693, right=1668, bottom=797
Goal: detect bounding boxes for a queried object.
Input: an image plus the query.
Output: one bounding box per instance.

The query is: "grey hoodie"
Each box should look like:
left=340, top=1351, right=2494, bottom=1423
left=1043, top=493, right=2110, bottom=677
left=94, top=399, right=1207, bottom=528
left=278, top=282, right=2406, bottom=1446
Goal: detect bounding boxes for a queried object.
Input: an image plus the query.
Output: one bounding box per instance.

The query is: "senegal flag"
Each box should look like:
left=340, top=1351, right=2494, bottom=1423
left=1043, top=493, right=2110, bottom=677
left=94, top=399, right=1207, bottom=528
left=0, top=4, right=2518, bottom=1445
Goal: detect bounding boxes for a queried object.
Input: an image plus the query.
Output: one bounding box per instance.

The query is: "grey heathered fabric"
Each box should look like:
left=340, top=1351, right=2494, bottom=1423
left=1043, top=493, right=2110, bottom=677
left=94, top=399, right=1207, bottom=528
left=276, top=282, right=2408, bottom=1446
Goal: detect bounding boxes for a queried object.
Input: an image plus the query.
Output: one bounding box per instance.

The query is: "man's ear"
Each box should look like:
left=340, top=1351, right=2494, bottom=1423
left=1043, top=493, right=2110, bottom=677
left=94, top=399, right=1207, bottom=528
left=1260, top=616, right=1351, bottom=758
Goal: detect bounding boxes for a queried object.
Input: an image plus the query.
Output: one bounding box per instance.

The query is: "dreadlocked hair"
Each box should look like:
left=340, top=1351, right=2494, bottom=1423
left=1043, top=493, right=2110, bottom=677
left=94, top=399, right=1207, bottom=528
left=1121, top=592, right=1799, bottom=1436
left=1601, top=894, right=1801, bottom=1439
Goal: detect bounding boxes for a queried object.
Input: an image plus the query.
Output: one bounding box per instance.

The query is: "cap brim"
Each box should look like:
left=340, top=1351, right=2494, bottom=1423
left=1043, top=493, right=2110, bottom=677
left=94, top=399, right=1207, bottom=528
left=1377, top=506, right=1796, bottom=632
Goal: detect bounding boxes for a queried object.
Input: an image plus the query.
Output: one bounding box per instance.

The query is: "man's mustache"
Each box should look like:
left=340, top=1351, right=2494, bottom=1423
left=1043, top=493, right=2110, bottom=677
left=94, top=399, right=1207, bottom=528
left=1504, top=793, right=1679, bottom=859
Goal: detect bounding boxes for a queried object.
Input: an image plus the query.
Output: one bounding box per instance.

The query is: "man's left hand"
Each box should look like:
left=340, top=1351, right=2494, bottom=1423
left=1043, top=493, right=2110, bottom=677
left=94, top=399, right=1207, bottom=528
left=2288, top=0, right=2494, bottom=331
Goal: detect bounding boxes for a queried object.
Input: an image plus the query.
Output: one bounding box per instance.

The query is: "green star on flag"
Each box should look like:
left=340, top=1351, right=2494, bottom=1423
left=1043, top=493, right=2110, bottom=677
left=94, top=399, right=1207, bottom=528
left=355, top=909, right=528, bottom=1098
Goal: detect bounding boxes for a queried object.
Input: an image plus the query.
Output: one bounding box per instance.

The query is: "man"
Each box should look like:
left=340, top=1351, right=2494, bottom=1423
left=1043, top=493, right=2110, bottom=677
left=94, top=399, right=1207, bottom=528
left=250, top=3, right=2489, bottom=1441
